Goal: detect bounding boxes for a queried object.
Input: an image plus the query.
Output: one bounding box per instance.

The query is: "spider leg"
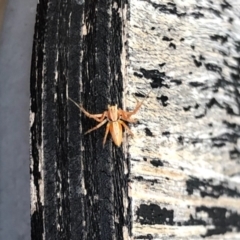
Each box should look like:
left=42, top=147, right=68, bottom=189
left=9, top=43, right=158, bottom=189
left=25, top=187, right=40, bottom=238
left=69, top=97, right=84, bottom=110
left=118, top=99, right=144, bottom=121
left=125, top=101, right=143, bottom=117
left=85, top=119, right=108, bottom=134
left=122, top=90, right=152, bottom=118
left=103, top=123, right=110, bottom=146
left=69, top=98, right=106, bottom=122
left=80, top=106, right=107, bottom=122
left=119, top=109, right=137, bottom=123
left=119, top=120, right=134, bottom=137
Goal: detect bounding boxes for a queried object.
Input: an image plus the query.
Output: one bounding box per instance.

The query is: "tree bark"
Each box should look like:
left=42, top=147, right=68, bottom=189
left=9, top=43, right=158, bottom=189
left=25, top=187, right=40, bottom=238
left=30, top=0, right=240, bottom=239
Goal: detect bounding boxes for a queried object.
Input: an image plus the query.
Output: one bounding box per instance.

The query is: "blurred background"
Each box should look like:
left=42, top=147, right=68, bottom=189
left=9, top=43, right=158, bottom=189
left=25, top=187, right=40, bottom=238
left=0, top=0, right=37, bottom=239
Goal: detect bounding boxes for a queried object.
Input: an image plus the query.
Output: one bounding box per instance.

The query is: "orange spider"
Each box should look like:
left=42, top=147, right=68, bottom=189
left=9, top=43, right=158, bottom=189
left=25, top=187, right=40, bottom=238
left=69, top=93, right=149, bottom=146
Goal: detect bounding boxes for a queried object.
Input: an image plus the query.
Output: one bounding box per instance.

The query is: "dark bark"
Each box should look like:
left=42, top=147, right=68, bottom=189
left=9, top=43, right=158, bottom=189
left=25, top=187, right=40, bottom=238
left=30, top=0, right=130, bottom=239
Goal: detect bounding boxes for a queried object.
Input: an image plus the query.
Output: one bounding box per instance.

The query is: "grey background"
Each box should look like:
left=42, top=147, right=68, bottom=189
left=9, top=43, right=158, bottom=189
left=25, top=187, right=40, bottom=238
left=0, top=0, right=38, bottom=239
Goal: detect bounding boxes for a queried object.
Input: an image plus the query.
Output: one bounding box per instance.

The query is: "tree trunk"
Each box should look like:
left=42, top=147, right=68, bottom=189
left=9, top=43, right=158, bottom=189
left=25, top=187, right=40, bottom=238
left=30, top=0, right=240, bottom=239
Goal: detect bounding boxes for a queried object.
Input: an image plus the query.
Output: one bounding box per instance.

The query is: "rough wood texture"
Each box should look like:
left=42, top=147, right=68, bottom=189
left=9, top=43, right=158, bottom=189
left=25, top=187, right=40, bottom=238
left=30, top=0, right=129, bottom=239
left=127, top=0, right=240, bottom=239
left=30, top=0, right=240, bottom=239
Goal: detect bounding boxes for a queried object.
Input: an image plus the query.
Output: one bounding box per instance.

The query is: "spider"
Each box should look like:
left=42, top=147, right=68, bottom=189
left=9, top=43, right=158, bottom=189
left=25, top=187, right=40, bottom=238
left=69, top=92, right=150, bottom=146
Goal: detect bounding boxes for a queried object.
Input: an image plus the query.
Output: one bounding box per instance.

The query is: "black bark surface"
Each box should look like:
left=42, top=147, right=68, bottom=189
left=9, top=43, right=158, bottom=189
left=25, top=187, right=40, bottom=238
left=30, top=0, right=129, bottom=239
